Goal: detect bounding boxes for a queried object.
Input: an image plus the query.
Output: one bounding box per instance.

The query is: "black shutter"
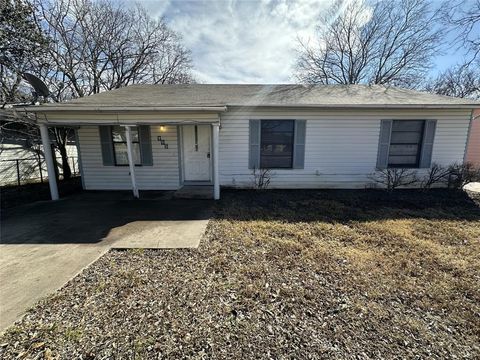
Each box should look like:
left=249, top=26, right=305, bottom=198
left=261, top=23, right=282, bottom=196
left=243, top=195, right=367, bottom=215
left=376, top=120, right=393, bottom=169
left=293, top=120, right=306, bottom=169
left=419, top=120, right=437, bottom=168
left=99, top=126, right=114, bottom=166
left=249, top=120, right=261, bottom=169
left=139, top=125, right=153, bottom=166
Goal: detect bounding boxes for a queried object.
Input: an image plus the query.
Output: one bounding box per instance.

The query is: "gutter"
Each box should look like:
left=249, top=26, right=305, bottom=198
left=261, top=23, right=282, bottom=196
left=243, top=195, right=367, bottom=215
left=22, top=104, right=479, bottom=114
left=23, top=106, right=228, bottom=113
left=227, top=104, right=480, bottom=109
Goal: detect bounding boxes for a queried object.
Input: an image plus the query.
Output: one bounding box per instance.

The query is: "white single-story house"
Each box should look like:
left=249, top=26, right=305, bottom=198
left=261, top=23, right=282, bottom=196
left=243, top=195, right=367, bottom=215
left=26, top=84, right=480, bottom=200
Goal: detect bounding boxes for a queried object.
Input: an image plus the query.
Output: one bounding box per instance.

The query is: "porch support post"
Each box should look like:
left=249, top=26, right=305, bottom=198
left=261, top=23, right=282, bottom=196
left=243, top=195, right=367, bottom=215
left=39, top=123, right=59, bottom=200
left=124, top=125, right=139, bottom=198
left=212, top=123, right=220, bottom=200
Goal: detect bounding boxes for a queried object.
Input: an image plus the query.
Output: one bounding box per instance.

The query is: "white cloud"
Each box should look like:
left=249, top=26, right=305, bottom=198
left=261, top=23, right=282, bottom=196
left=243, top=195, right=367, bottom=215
left=137, top=0, right=333, bottom=83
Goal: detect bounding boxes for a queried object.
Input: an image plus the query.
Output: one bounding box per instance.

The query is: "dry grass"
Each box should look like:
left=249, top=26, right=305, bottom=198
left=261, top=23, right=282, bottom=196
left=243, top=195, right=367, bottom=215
left=1, top=189, right=479, bottom=359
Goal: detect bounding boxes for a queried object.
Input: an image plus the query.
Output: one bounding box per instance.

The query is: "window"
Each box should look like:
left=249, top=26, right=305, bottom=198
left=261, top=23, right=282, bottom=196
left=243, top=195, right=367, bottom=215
left=388, top=120, right=425, bottom=168
left=111, top=126, right=141, bottom=165
left=260, top=120, right=294, bottom=168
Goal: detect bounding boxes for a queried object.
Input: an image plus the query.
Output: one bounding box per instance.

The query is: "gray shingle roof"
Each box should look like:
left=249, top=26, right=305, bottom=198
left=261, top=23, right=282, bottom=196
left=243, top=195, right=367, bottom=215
left=31, top=84, right=480, bottom=110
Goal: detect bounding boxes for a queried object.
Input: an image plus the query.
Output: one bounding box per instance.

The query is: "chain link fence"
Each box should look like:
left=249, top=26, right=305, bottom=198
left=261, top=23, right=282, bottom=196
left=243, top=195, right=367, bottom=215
left=0, top=154, right=79, bottom=187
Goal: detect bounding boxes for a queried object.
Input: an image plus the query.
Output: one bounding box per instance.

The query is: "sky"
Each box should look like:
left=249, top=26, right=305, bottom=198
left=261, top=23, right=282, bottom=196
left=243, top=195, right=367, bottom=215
left=130, top=0, right=466, bottom=84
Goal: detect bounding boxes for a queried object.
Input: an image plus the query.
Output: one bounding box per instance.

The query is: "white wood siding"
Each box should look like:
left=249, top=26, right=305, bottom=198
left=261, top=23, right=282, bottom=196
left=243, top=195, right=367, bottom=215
left=78, top=125, right=180, bottom=190
left=219, top=108, right=472, bottom=189
left=76, top=108, right=471, bottom=190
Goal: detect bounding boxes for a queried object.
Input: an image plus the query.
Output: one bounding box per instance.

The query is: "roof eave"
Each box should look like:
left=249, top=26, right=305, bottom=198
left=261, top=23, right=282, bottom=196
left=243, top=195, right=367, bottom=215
left=23, top=103, right=479, bottom=113
left=23, top=106, right=229, bottom=113
left=229, top=103, right=480, bottom=109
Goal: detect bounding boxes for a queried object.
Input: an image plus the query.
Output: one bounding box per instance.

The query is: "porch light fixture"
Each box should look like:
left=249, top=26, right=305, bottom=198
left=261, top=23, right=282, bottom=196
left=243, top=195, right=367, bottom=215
left=159, top=126, right=166, bottom=132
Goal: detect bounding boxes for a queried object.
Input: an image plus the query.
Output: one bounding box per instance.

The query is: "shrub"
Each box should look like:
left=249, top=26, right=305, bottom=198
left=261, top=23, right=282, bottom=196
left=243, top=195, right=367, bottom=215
left=369, top=168, right=418, bottom=191
left=420, top=163, right=450, bottom=189
left=252, top=167, right=273, bottom=190
left=447, top=162, right=480, bottom=189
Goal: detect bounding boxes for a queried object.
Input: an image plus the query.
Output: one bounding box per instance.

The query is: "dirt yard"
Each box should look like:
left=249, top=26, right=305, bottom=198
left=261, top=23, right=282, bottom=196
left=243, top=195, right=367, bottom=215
left=1, top=189, right=479, bottom=359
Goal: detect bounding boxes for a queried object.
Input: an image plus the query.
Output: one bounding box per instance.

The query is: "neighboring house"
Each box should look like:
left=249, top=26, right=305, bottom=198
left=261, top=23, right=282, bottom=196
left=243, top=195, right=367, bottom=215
left=0, top=142, right=78, bottom=186
left=25, top=84, right=480, bottom=200
left=465, top=109, right=480, bottom=166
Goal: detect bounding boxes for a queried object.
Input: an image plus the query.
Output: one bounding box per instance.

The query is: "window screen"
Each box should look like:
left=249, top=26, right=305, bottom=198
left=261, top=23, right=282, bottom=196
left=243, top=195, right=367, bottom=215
left=260, top=120, right=294, bottom=169
left=388, top=120, right=425, bottom=168
left=111, top=126, right=141, bottom=165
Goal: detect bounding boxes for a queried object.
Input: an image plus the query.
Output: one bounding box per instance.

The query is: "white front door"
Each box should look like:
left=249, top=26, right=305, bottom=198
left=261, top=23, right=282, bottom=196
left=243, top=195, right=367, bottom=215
left=182, top=125, right=211, bottom=181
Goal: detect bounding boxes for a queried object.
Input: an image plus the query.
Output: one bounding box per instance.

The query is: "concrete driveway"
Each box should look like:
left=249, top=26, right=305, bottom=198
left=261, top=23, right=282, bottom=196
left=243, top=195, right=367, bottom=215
left=0, top=192, right=212, bottom=331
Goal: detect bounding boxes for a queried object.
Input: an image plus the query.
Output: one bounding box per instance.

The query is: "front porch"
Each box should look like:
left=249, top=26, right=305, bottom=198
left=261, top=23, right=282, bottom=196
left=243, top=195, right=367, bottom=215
left=33, top=108, right=225, bottom=201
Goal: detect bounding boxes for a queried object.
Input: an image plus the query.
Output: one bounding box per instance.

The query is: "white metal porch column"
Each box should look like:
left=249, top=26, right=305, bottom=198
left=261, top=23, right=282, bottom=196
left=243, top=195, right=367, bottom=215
left=39, top=123, right=59, bottom=200
left=124, top=125, right=139, bottom=198
left=212, top=123, right=220, bottom=200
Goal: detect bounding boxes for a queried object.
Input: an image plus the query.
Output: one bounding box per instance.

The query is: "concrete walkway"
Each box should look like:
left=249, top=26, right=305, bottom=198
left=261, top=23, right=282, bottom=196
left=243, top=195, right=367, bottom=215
left=0, top=192, right=212, bottom=331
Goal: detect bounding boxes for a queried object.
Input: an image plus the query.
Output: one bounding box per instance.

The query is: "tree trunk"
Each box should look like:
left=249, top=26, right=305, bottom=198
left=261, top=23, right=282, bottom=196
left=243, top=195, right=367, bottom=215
left=58, top=142, right=72, bottom=179
left=51, top=127, right=73, bottom=180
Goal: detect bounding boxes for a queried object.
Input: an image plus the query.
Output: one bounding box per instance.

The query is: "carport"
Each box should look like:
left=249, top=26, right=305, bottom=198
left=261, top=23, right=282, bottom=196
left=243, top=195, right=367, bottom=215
left=0, top=192, right=212, bottom=330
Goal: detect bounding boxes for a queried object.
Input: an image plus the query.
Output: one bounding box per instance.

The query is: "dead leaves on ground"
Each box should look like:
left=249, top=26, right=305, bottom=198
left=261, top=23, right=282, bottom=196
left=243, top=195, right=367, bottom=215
left=1, top=190, right=479, bottom=359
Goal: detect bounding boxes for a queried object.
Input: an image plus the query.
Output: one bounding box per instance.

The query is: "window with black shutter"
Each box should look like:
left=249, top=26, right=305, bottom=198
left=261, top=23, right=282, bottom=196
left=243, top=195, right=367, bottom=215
left=388, top=120, right=425, bottom=168
left=260, top=120, right=295, bottom=169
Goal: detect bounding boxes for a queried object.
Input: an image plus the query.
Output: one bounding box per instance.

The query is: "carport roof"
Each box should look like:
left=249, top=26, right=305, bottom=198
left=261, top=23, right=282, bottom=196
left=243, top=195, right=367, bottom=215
left=26, top=84, right=480, bottom=111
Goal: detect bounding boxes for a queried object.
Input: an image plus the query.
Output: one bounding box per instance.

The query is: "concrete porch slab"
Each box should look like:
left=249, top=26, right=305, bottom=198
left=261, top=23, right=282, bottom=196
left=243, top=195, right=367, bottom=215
left=174, top=185, right=214, bottom=199
left=109, top=220, right=209, bottom=248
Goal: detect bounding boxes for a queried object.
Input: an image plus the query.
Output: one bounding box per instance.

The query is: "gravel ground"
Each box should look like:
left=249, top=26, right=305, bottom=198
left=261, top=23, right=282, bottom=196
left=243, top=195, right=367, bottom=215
left=1, top=189, right=479, bottom=359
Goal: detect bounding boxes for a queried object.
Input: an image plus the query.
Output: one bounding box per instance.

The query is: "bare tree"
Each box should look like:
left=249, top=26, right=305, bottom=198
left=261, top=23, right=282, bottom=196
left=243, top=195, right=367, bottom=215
left=27, top=0, right=194, bottom=178
left=32, top=0, right=194, bottom=100
left=2, top=0, right=194, bottom=182
left=426, top=1, right=480, bottom=101
left=296, top=0, right=442, bottom=88
left=424, top=63, right=480, bottom=99
left=0, top=0, right=48, bottom=105
left=439, top=0, right=480, bottom=64
left=0, top=0, right=51, bottom=177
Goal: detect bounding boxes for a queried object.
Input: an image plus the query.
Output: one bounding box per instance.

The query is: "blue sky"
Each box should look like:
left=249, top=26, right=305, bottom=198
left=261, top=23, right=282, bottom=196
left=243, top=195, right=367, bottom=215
left=131, top=0, right=468, bottom=83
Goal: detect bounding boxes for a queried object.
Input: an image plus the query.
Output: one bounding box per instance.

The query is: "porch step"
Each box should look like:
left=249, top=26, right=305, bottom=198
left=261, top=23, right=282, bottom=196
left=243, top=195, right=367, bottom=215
left=173, top=185, right=214, bottom=199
